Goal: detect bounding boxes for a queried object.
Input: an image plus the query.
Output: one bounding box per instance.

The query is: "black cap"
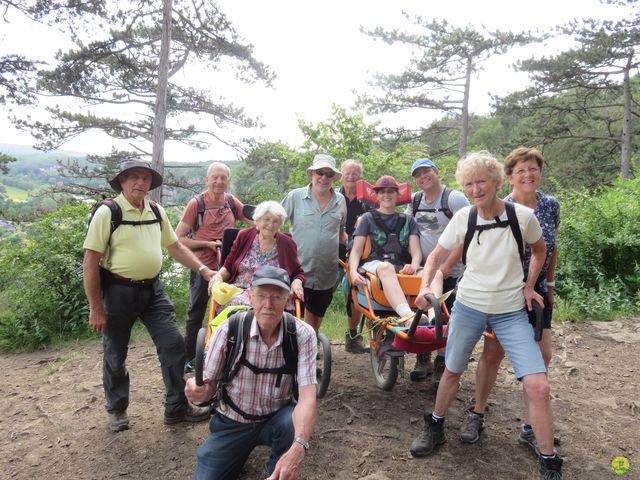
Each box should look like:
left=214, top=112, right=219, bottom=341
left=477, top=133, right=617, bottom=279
left=108, top=160, right=163, bottom=192
left=251, top=266, right=291, bottom=291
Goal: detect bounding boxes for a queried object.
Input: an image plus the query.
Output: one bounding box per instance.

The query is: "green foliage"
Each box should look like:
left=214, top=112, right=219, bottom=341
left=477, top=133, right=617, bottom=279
left=3, top=1, right=273, bottom=204
left=319, top=289, right=349, bottom=341
left=234, top=142, right=301, bottom=203
left=0, top=153, right=16, bottom=175
left=161, top=208, right=191, bottom=322
left=360, top=16, right=537, bottom=158
left=0, top=200, right=192, bottom=350
left=508, top=6, right=640, bottom=180
left=556, top=177, right=640, bottom=318
left=0, top=202, right=91, bottom=349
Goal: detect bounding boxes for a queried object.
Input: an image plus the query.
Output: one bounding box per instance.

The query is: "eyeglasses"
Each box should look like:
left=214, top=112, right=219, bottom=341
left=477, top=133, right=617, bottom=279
left=315, top=169, right=336, bottom=178
left=254, top=293, right=288, bottom=303
left=513, top=167, right=540, bottom=176
left=257, top=216, right=281, bottom=225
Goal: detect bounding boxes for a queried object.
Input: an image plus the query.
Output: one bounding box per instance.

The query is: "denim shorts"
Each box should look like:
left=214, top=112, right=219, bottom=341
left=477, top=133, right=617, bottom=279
left=445, top=301, right=547, bottom=380
left=361, top=260, right=383, bottom=274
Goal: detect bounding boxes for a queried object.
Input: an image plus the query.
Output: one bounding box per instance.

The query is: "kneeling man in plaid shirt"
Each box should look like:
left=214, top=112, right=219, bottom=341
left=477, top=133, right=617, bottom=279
left=186, top=266, right=317, bottom=480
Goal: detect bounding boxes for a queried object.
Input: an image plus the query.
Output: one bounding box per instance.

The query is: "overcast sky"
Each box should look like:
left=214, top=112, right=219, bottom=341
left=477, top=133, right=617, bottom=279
left=0, top=0, right=625, bottom=162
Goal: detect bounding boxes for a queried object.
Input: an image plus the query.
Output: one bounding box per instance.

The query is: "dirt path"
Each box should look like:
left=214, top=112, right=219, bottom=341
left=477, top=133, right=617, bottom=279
left=2, top=318, right=639, bottom=479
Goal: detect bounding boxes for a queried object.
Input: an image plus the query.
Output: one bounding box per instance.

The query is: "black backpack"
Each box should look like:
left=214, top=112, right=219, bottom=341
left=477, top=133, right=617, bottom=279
left=411, top=186, right=453, bottom=219
left=462, top=201, right=526, bottom=279
left=191, top=192, right=238, bottom=236
left=88, top=198, right=163, bottom=246
left=365, top=211, right=412, bottom=267
left=218, top=310, right=299, bottom=421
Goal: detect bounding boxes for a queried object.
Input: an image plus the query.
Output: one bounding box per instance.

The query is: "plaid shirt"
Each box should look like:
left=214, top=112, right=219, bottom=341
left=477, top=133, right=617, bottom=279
left=204, top=313, right=317, bottom=423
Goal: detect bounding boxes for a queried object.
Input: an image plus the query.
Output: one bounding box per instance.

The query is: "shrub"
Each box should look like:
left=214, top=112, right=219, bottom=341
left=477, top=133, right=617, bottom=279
left=556, top=177, right=640, bottom=319
left=0, top=203, right=91, bottom=349
left=0, top=201, right=191, bottom=350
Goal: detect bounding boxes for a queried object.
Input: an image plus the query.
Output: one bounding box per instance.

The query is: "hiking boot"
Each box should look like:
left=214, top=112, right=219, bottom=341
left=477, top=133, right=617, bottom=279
left=344, top=331, right=367, bottom=354
left=459, top=409, right=484, bottom=444
left=539, top=454, right=563, bottom=479
left=410, top=353, right=432, bottom=382
left=409, top=415, right=445, bottom=457
left=108, top=410, right=129, bottom=432
left=519, top=426, right=540, bottom=455
left=164, top=404, right=210, bottom=425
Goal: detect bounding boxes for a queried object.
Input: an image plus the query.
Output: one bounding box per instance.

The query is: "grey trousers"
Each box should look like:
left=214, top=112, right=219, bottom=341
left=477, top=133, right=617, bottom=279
left=102, top=280, right=188, bottom=415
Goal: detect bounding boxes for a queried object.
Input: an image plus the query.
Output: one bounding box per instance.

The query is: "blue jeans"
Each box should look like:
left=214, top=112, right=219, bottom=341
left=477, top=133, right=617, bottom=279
left=445, top=300, right=546, bottom=379
left=193, top=405, right=295, bottom=480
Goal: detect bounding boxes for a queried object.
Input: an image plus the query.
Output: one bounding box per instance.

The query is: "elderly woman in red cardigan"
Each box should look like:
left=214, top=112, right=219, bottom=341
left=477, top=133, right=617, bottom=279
left=209, top=201, right=304, bottom=310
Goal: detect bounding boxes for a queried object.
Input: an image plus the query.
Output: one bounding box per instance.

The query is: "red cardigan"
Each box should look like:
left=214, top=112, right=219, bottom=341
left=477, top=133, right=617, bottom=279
left=223, top=227, right=305, bottom=286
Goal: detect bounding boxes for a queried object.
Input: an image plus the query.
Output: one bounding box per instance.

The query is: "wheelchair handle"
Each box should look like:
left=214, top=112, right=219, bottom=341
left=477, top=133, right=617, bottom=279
left=407, top=294, right=443, bottom=341
left=532, top=299, right=543, bottom=342
left=194, top=327, right=207, bottom=386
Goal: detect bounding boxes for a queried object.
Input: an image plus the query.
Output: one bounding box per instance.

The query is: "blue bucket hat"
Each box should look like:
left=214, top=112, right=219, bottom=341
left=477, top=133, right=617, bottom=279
left=410, top=158, right=438, bottom=176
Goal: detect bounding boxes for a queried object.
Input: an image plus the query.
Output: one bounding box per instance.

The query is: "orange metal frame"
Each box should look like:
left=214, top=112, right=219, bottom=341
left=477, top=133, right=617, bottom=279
left=340, top=259, right=448, bottom=353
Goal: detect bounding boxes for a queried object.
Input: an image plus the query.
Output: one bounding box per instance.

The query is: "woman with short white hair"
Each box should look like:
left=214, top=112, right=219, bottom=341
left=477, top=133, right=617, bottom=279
left=410, top=151, right=563, bottom=479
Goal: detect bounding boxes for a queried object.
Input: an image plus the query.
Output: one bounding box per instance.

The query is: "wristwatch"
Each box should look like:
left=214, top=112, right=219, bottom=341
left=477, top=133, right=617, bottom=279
left=197, top=264, right=207, bottom=274
left=293, top=437, right=309, bottom=451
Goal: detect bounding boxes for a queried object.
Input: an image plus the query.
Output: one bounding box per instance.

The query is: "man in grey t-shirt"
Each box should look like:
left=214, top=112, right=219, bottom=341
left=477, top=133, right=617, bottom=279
left=406, top=158, right=469, bottom=380
left=282, top=154, right=347, bottom=332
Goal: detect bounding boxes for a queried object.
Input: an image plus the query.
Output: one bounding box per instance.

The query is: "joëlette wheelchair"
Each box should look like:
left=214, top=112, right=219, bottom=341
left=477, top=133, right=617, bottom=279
left=194, top=208, right=331, bottom=399
left=340, top=253, right=450, bottom=391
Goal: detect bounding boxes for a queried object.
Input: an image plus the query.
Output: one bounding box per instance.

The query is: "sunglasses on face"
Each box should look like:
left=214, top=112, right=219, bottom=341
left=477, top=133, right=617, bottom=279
left=315, top=169, right=336, bottom=178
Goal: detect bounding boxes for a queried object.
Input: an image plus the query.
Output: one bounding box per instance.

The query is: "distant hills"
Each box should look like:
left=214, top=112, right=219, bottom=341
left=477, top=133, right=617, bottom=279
left=0, top=143, right=227, bottom=206
left=0, top=143, right=87, bottom=161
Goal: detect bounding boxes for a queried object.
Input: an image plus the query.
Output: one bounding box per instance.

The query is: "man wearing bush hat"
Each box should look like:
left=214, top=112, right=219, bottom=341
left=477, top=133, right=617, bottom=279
left=282, top=154, right=347, bottom=332
left=83, top=159, right=214, bottom=432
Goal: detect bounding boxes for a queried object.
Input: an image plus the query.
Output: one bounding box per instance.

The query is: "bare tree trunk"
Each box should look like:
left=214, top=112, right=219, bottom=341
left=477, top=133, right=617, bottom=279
left=150, top=0, right=173, bottom=203
left=458, top=58, right=472, bottom=160
left=621, top=59, right=632, bottom=179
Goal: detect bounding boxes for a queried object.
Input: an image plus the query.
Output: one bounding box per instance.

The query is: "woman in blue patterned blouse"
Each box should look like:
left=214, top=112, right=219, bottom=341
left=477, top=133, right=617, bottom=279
left=459, top=147, right=561, bottom=454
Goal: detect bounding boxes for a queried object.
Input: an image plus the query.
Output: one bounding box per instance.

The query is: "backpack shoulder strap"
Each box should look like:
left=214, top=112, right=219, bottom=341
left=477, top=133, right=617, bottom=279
left=462, top=206, right=477, bottom=266
left=411, top=191, right=423, bottom=216
left=193, top=193, right=206, bottom=233
left=88, top=198, right=121, bottom=245
left=369, top=210, right=390, bottom=234
left=222, top=310, right=253, bottom=384
left=282, top=312, right=299, bottom=400
left=396, top=213, right=407, bottom=234
left=225, top=193, right=238, bottom=219
left=504, top=201, right=525, bottom=279
left=440, top=186, right=453, bottom=219
left=148, top=200, right=163, bottom=231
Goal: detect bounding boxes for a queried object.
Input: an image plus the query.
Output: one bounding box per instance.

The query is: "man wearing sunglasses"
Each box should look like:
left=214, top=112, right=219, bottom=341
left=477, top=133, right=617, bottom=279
left=282, top=154, right=347, bottom=332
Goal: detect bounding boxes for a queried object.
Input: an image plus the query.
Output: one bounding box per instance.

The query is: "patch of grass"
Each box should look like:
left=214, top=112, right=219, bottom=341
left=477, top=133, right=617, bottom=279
left=320, top=290, right=348, bottom=342
left=46, top=352, right=82, bottom=375
left=2, top=184, right=29, bottom=201
left=552, top=297, right=584, bottom=323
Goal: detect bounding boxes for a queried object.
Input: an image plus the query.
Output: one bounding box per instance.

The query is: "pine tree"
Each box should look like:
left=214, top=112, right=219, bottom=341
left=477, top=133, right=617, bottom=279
left=358, top=16, right=535, bottom=159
